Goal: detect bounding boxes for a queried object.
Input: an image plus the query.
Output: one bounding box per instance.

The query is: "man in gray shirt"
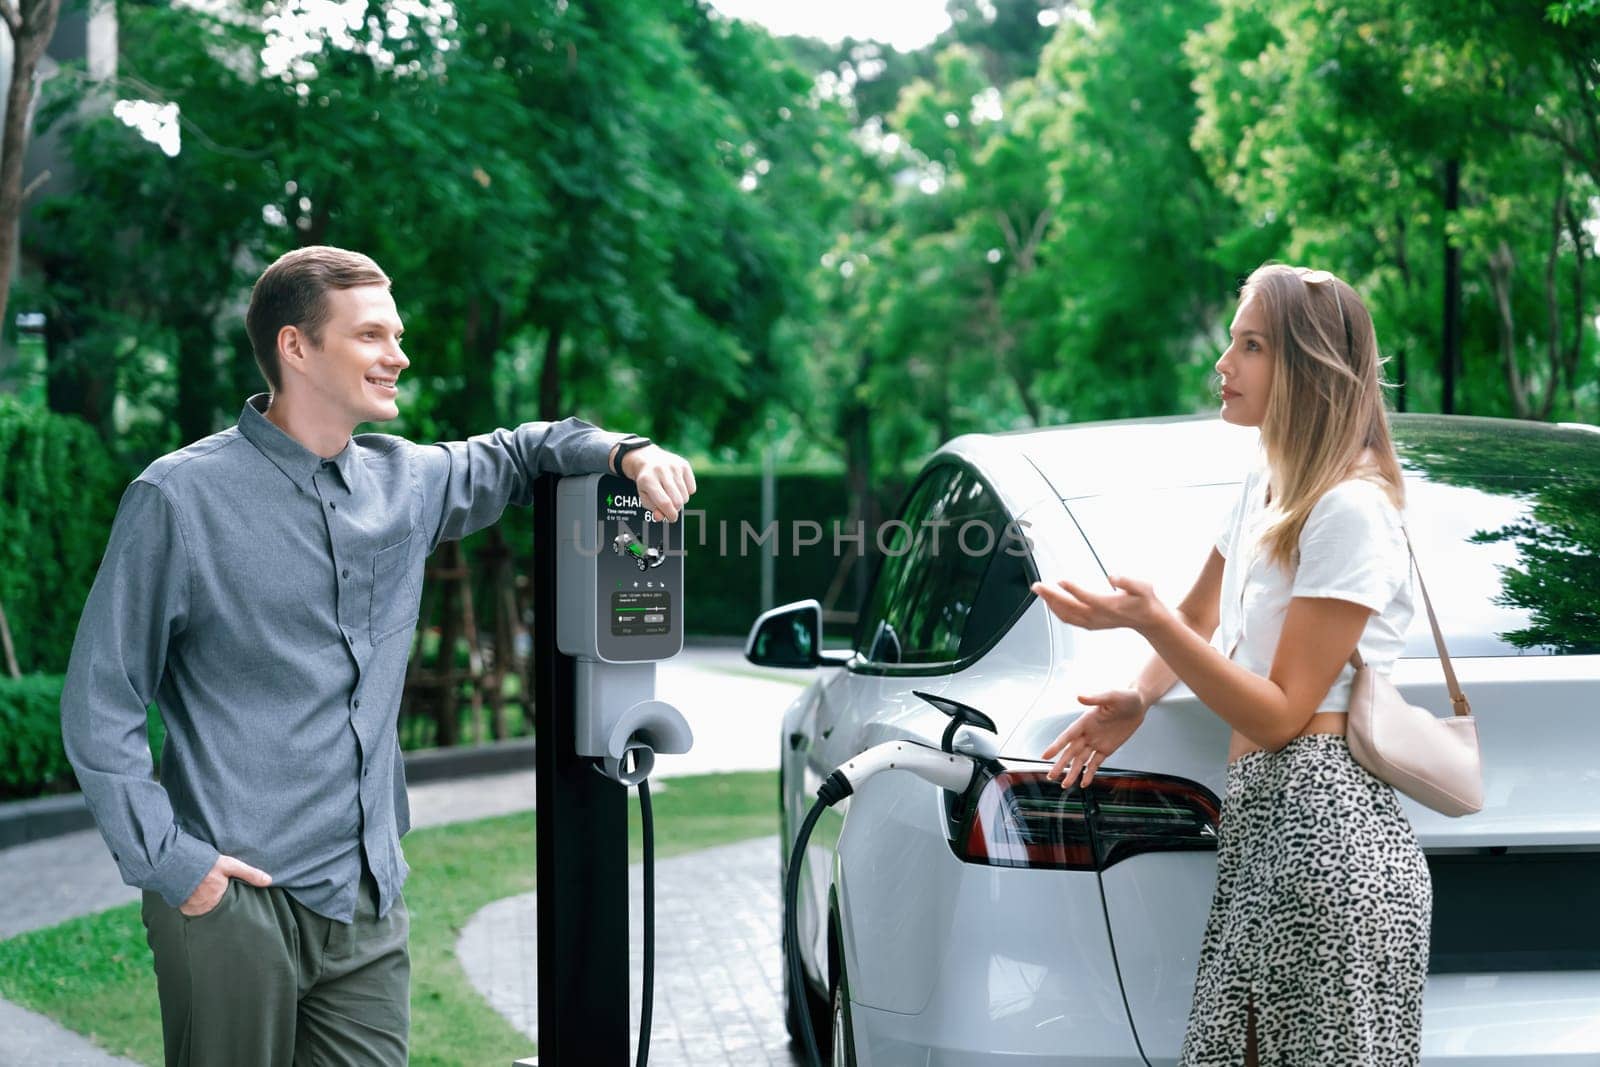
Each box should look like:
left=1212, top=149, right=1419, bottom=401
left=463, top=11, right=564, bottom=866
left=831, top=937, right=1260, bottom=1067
left=60, top=245, right=696, bottom=1065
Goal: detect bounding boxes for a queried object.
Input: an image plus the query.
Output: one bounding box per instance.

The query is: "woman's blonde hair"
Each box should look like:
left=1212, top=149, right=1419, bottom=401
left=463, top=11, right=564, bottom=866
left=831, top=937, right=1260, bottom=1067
left=1243, top=263, right=1405, bottom=571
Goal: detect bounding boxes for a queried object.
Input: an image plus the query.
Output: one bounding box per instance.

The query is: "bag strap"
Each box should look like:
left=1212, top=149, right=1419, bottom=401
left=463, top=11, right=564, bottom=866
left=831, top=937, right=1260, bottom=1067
left=1348, top=527, right=1472, bottom=717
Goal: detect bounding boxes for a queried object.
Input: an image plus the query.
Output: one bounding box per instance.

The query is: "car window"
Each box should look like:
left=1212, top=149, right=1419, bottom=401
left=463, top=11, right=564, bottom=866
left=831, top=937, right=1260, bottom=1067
left=856, top=465, right=1033, bottom=666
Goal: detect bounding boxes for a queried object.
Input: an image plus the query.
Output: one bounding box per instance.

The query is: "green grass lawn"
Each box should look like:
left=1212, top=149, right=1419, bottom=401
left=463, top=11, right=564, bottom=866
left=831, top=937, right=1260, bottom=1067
left=0, top=770, right=778, bottom=1065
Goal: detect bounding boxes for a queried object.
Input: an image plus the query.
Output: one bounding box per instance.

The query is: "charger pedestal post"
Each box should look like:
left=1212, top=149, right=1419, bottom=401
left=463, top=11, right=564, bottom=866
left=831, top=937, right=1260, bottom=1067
left=526, top=472, right=691, bottom=1066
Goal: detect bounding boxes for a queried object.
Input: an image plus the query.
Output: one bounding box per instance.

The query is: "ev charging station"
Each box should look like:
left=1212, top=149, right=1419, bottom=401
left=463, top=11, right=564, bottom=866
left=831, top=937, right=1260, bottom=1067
left=527, top=471, right=693, bottom=1066
left=527, top=471, right=981, bottom=1067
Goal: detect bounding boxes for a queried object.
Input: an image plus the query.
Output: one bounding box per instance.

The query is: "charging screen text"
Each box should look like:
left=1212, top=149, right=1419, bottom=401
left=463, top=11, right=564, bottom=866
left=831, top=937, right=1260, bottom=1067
left=611, top=590, right=672, bottom=637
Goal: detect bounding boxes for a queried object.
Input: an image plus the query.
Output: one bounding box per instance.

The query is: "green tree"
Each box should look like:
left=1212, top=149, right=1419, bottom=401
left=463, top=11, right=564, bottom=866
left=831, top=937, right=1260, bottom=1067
left=1030, top=0, right=1242, bottom=419
left=1188, top=0, right=1600, bottom=421
left=0, top=0, right=64, bottom=341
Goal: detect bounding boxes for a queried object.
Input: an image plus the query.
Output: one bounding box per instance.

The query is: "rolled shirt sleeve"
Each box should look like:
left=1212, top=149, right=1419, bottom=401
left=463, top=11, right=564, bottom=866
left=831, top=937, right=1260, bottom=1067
left=1290, top=479, right=1407, bottom=614
left=418, top=416, right=628, bottom=551
left=60, top=480, right=219, bottom=907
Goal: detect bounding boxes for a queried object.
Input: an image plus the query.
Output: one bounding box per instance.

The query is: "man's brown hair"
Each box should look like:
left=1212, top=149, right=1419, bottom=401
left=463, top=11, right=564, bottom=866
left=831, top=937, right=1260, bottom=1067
left=245, top=246, right=391, bottom=391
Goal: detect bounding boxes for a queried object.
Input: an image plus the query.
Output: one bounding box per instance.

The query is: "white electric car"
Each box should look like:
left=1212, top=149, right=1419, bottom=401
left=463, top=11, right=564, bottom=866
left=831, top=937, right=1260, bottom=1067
left=747, top=413, right=1600, bottom=1066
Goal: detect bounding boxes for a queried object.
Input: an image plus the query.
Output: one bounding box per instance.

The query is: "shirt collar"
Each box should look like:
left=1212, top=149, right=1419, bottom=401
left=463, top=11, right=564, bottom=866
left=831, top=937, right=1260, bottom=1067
left=237, top=393, right=357, bottom=490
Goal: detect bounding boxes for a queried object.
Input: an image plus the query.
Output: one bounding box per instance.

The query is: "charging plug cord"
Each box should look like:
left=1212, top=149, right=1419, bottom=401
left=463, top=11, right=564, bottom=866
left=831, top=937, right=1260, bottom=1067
left=637, top=776, right=655, bottom=1067
left=784, top=741, right=978, bottom=1067
left=595, top=754, right=657, bottom=1067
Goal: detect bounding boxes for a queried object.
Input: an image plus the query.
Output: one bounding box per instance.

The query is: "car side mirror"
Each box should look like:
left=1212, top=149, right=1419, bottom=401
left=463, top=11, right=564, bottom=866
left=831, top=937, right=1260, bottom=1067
left=745, top=598, right=851, bottom=669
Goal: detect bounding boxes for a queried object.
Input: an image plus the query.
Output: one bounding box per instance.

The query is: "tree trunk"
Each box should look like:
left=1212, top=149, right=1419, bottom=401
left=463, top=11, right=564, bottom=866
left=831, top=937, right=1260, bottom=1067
left=461, top=294, right=500, bottom=432
left=1393, top=212, right=1411, bottom=413
left=1442, top=159, right=1461, bottom=414
left=538, top=321, right=563, bottom=422
left=0, top=597, right=20, bottom=679
left=0, top=0, right=66, bottom=337
left=1488, top=240, right=1532, bottom=419
left=1538, top=176, right=1567, bottom=420
left=175, top=312, right=217, bottom=445
left=43, top=282, right=112, bottom=432
left=843, top=347, right=876, bottom=616
left=1563, top=195, right=1586, bottom=397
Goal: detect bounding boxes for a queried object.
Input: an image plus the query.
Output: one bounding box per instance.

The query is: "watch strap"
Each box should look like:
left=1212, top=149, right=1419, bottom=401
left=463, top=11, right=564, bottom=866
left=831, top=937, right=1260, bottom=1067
left=611, top=435, right=652, bottom=477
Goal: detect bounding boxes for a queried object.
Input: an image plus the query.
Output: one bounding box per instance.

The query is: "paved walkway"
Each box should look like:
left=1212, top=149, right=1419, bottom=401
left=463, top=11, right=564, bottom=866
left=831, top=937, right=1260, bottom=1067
left=459, top=836, right=799, bottom=1065
left=0, top=642, right=807, bottom=1065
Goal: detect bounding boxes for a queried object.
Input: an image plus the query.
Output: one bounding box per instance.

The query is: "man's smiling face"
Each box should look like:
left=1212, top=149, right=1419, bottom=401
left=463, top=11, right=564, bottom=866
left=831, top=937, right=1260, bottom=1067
left=296, top=285, right=409, bottom=426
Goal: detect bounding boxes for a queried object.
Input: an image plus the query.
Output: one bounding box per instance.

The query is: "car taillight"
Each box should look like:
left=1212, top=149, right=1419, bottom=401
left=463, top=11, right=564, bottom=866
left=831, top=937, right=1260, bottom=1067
left=953, top=766, right=1221, bottom=871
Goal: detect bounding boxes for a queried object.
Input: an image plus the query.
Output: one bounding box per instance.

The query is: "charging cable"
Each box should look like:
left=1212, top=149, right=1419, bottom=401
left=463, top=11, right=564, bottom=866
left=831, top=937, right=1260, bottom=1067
left=637, top=776, right=655, bottom=1067
left=783, top=741, right=979, bottom=1067
left=596, top=755, right=657, bottom=1067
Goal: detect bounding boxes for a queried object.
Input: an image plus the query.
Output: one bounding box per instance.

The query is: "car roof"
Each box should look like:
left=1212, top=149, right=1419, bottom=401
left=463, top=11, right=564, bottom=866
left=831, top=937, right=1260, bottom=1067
left=934, top=413, right=1600, bottom=501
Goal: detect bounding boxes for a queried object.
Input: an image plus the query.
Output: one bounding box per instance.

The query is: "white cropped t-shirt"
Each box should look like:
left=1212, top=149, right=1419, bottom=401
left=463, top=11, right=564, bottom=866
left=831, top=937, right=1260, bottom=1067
left=1211, top=464, right=1416, bottom=712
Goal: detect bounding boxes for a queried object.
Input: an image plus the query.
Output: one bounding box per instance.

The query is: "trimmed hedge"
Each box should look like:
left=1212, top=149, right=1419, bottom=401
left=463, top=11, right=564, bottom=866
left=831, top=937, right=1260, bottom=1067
left=0, top=674, right=72, bottom=797
left=0, top=396, right=125, bottom=673
left=680, top=467, right=912, bottom=636
left=0, top=674, right=165, bottom=800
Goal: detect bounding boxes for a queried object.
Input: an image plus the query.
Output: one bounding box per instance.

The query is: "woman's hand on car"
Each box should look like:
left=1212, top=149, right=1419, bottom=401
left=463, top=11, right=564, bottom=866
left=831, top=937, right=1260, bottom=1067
left=1030, top=575, right=1169, bottom=636
left=1041, top=688, right=1148, bottom=789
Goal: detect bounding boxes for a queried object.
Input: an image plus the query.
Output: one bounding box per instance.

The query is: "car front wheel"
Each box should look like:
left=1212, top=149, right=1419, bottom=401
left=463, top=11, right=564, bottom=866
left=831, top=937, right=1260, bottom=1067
left=831, top=950, right=857, bottom=1067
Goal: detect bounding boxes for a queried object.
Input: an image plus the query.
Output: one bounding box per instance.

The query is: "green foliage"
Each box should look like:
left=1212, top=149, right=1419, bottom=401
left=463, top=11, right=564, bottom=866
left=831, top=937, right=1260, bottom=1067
left=1187, top=0, right=1600, bottom=420
left=31, top=0, right=838, bottom=461
left=1394, top=417, right=1600, bottom=655
left=1547, top=0, right=1600, bottom=25
left=1473, top=477, right=1600, bottom=654
left=1031, top=0, right=1243, bottom=418
left=0, top=675, right=72, bottom=797
left=13, top=0, right=1600, bottom=704
left=0, top=397, right=124, bottom=674
left=680, top=466, right=901, bottom=636
left=0, top=673, right=166, bottom=798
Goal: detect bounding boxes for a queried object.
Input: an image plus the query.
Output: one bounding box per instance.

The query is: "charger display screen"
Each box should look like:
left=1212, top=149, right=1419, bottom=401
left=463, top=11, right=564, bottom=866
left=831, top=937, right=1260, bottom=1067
left=593, top=473, right=681, bottom=659
left=611, top=589, right=671, bottom=636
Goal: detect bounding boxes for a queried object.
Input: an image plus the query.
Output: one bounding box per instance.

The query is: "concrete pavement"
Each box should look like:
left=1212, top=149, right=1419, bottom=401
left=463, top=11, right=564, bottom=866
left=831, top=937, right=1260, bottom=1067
left=458, top=836, right=799, bottom=1065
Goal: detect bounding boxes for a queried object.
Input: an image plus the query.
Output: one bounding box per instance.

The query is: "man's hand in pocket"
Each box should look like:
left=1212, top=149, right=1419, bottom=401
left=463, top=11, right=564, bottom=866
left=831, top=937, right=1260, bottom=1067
left=180, top=855, right=272, bottom=916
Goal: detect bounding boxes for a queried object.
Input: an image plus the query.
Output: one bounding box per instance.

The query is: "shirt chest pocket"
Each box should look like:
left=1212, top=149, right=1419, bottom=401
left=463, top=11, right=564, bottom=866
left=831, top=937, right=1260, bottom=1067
left=370, top=533, right=421, bottom=644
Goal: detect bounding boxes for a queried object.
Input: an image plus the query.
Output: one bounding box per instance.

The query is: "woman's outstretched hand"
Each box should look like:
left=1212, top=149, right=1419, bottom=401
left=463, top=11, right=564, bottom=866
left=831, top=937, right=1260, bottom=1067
left=1029, top=575, right=1167, bottom=635
left=1042, top=688, right=1148, bottom=788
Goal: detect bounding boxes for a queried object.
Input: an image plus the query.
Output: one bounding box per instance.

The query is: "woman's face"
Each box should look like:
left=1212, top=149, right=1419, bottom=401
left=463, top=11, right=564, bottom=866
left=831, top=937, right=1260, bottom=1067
left=1216, top=292, right=1274, bottom=427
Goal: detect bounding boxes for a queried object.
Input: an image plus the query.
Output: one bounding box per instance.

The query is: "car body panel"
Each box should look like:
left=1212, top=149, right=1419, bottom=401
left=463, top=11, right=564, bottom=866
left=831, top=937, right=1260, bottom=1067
left=832, top=599, right=1054, bottom=1016
left=1419, top=972, right=1600, bottom=1062
left=844, top=863, right=1144, bottom=1064
left=1095, top=851, right=1217, bottom=1063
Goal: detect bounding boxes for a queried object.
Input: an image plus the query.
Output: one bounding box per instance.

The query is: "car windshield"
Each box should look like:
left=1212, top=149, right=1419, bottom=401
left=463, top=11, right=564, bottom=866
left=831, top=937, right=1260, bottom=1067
left=1061, top=420, right=1600, bottom=659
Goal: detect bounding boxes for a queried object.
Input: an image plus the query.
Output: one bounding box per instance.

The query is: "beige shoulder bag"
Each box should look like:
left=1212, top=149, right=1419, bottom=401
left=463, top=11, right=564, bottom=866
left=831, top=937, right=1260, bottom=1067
left=1344, top=528, right=1484, bottom=817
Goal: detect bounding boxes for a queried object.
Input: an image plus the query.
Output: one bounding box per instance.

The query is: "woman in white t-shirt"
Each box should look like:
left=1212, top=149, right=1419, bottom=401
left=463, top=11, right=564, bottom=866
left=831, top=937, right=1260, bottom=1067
left=1031, top=263, right=1430, bottom=1066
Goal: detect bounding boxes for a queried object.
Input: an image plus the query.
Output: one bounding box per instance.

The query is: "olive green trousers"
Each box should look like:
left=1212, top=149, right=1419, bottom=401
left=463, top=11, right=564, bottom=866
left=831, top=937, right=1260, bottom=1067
left=140, top=871, right=410, bottom=1067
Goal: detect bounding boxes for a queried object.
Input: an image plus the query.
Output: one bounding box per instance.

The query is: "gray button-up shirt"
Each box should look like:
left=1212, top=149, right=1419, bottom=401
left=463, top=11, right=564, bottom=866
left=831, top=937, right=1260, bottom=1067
left=61, top=393, right=625, bottom=921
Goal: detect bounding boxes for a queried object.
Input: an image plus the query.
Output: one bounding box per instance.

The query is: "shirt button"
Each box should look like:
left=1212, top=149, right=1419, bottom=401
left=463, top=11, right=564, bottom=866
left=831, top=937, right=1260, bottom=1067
left=354, top=699, right=362, bottom=709
left=342, top=568, right=351, bottom=579
left=329, top=501, right=337, bottom=510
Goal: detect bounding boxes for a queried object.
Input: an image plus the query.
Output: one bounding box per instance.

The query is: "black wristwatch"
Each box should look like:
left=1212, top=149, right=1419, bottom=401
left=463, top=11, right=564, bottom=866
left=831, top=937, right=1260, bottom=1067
left=611, top=435, right=652, bottom=477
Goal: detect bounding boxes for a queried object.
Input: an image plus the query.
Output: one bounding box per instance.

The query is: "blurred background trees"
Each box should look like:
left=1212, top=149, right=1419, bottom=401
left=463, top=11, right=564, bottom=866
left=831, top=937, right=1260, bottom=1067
left=0, top=0, right=1596, bottom=759
left=8, top=0, right=1595, bottom=474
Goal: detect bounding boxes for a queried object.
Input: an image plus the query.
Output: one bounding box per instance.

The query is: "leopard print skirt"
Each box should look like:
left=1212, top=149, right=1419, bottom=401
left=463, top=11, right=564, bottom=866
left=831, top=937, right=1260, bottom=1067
left=1178, top=733, right=1432, bottom=1066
